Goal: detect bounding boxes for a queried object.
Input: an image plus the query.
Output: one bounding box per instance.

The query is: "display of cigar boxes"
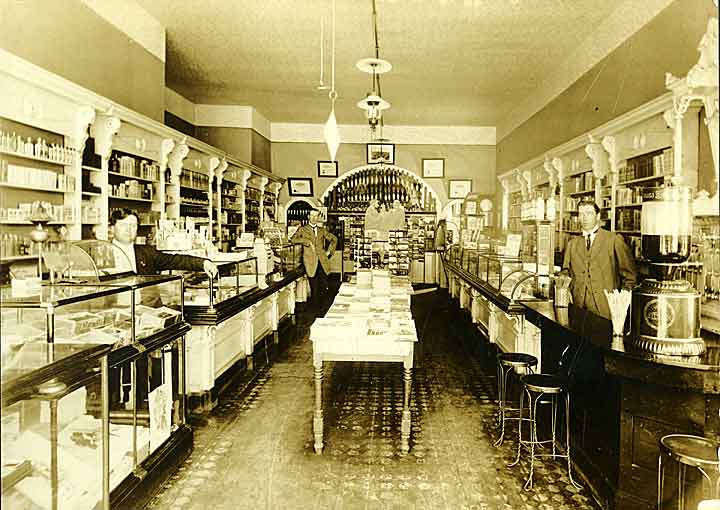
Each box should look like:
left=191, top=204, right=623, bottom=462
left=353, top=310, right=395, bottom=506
left=63, top=312, right=105, bottom=335
left=138, top=306, right=181, bottom=329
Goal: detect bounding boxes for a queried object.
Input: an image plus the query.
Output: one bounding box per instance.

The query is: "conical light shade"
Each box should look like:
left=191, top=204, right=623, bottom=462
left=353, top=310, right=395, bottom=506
left=323, top=107, right=341, bottom=161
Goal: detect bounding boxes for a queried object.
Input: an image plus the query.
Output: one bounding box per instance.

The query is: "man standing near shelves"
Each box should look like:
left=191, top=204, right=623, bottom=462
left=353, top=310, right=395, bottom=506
left=562, top=200, right=636, bottom=320
left=291, top=209, right=337, bottom=320
left=110, top=208, right=218, bottom=277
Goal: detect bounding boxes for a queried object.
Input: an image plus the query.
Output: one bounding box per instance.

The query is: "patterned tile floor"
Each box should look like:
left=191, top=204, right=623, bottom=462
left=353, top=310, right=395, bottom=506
left=145, top=290, right=601, bottom=510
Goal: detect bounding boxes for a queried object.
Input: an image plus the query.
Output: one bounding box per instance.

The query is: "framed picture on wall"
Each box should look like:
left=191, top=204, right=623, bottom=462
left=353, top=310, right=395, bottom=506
left=287, top=177, right=314, bottom=197
left=367, top=143, right=395, bottom=164
left=317, top=160, right=338, bottom=178
left=422, top=158, right=444, bottom=178
left=449, top=179, right=472, bottom=199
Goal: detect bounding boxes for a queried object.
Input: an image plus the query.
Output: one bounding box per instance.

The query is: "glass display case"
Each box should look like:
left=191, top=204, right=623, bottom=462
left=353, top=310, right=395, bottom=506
left=272, top=243, right=302, bottom=277
left=485, top=254, right=524, bottom=290
left=42, top=240, right=134, bottom=284
left=182, top=258, right=259, bottom=309
left=1, top=281, right=191, bottom=510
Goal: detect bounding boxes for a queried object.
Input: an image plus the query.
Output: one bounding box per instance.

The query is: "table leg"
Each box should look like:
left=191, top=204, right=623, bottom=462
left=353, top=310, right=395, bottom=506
left=313, top=364, right=324, bottom=454
left=401, top=366, right=412, bottom=454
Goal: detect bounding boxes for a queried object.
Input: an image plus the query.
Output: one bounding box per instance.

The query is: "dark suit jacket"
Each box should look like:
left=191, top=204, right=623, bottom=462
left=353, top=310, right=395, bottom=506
left=290, top=224, right=337, bottom=277
left=562, top=228, right=636, bottom=319
left=134, top=244, right=207, bottom=276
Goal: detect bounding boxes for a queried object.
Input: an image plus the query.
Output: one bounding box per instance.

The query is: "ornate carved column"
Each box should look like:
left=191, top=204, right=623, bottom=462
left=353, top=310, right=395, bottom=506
left=585, top=134, right=609, bottom=207
left=666, top=17, right=719, bottom=213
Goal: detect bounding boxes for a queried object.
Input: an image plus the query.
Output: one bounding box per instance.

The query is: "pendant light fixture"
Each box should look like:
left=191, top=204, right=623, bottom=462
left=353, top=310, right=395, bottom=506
left=356, top=0, right=392, bottom=141
left=323, top=0, right=340, bottom=162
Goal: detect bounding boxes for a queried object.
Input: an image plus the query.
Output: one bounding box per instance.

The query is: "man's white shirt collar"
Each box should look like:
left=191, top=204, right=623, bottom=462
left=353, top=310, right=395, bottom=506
left=112, top=239, right=137, bottom=273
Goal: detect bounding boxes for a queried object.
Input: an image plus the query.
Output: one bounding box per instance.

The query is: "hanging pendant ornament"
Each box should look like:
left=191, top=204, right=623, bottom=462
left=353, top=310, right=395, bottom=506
left=324, top=91, right=340, bottom=161
left=322, top=0, right=340, bottom=162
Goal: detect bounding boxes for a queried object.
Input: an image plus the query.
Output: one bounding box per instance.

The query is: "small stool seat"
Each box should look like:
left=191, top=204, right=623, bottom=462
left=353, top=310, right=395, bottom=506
left=661, top=435, right=720, bottom=468
left=498, top=352, right=538, bottom=368
left=658, top=434, right=720, bottom=509
left=521, top=374, right=565, bottom=394
left=508, top=372, right=581, bottom=491
left=494, top=352, right=538, bottom=447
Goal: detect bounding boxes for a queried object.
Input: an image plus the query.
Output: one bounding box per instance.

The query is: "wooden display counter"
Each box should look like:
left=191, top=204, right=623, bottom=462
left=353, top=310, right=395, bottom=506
left=444, top=257, right=543, bottom=365
left=184, top=269, right=306, bottom=412
left=523, top=301, right=720, bottom=510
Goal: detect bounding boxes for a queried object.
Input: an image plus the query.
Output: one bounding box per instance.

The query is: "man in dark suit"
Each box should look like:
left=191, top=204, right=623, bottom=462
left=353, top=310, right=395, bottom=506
left=110, top=208, right=218, bottom=277
left=290, top=209, right=337, bottom=317
left=562, top=200, right=636, bottom=319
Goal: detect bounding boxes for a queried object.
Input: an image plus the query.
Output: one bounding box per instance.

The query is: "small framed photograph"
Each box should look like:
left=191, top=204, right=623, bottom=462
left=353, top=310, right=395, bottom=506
left=317, top=160, right=338, bottom=178
left=422, top=158, right=445, bottom=178
left=287, top=177, right=314, bottom=197
left=449, top=179, right=472, bottom=199
left=367, top=143, right=395, bottom=164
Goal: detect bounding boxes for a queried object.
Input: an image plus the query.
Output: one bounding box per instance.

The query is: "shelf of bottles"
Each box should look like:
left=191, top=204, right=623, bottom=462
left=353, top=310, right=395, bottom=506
left=179, top=169, right=210, bottom=221
left=0, top=119, right=78, bottom=262
left=107, top=149, right=159, bottom=201
left=287, top=201, right=313, bottom=227
left=326, top=167, right=436, bottom=213
left=219, top=179, right=243, bottom=246
left=245, top=187, right=261, bottom=233
left=264, top=196, right=277, bottom=223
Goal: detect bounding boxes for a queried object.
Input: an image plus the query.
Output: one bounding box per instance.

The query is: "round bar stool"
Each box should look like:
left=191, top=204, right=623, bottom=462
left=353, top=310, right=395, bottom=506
left=657, top=434, right=720, bottom=510
left=494, top=352, right=538, bottom=447
left=508, top=373, right=582, bottom=491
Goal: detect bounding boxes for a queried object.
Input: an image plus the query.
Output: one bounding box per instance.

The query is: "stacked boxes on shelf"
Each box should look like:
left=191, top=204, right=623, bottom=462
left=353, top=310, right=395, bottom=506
left=388, top=230, right=410, bottom=275
left=353, top=236, right=373, bottom=269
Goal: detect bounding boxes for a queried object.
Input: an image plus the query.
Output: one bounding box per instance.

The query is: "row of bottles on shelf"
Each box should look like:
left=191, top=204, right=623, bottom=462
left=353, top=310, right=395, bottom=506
left=180, top=187, right=208, bottom=206
left=0, top=130, right=77, bottom=164
left=620, top=147, right=672, bottom=183
left=180, top=169, right=210, bottom=190
left=245, top=188, right=261, bottom=202
left=0, top=233, right=37, bottom=259
left=0, top=160, right=77, bottom=191
left=110, top=180, right=154, bottom=200
left=108, top=152, right=160, bottom=181
left=287, top=207, right=311, bottom=225
left=221, top=196, right=243, bottom=210
left=81, top=202, right=101, bottom=223
left=327, top=168, right=436, bottom=212
left=510, top=192, right=557, bottom=222
left=218, top=210, right=243, bottom=226
left=1, top=202, right=75, bottom=223
left=221, top=182, right=242, bottom=197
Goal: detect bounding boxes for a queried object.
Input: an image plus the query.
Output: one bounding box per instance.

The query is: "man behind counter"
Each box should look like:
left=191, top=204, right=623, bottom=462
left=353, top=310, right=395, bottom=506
left=110, top=208, right=218, bottom=278
left=562, top=200, right=636, bottom=320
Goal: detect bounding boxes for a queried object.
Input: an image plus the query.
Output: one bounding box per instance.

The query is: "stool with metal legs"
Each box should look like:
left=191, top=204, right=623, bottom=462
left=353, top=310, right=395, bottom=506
left=657, top=434, right=720, bottom=510
left=508, top=373, right=582, bottom=491
left=494, top=352, right=538, bottom=447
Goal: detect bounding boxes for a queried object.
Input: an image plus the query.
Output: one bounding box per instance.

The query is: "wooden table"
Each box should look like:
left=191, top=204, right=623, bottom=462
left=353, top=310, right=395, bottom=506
left=311, top=336, right=414, bottom=454
left=309, top=272, right=417, bottom=454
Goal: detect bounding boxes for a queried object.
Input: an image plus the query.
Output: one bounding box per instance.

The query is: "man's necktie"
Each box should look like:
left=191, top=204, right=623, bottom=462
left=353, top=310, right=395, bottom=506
left=585, top=235, right=591, bottom=250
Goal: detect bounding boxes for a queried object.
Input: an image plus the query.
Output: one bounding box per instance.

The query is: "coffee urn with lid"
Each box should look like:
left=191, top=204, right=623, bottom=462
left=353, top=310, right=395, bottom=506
left=630, top=185, right=704, bottom=356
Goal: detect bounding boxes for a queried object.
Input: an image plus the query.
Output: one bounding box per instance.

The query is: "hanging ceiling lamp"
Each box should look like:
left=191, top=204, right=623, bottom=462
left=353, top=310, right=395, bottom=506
left=323, top=0, right=340, bottom=161
left=356, top=1, right=392, bottom=141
